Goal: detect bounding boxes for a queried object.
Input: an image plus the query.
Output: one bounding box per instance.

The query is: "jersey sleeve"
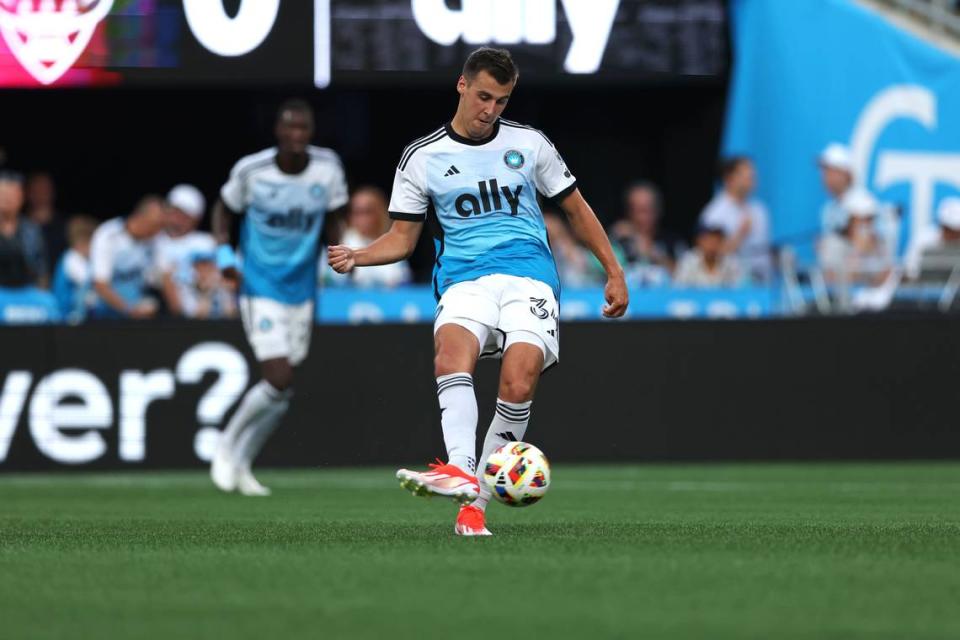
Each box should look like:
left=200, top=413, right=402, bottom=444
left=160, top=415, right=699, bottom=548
left=220, top=159, right=247, bottom=213
left=326, top=156, right=349, bottom=211
left=89, top=227, right=114, bottom=283
left=535, top=136, right=577, bottom=201
left=388, top=155, right=429, bottom=222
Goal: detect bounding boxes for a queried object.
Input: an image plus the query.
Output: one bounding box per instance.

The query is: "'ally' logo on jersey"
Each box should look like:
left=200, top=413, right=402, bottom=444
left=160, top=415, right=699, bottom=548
left=504, top=150, right=525, bottom=170
left=455, top=179, right=523, bottom=217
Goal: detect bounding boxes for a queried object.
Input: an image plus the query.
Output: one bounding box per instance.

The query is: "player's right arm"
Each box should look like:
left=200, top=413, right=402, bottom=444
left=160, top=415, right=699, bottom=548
left=214, top=154, right=250, bottom=284
left=329, top=149, right=428, bottom=273
left=211, top=198, right=242, bottom=285
left=328, top=221, right=422, bottom=273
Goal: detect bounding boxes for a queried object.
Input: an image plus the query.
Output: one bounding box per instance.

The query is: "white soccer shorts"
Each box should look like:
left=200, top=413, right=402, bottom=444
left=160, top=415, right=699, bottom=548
left=239, top=296, right=314, bottom=366
left=434, top=274, right=560, bottom=370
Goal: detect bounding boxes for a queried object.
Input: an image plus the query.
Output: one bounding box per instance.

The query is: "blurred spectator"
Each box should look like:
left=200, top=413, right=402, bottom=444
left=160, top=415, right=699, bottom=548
left=674, top=225, right=743, bottom=287
left=818, top=189, right=891, bottom=286
left=177, top=251, right=237, bottom=319
left=154, top=184, right=216, bottom=315
left=817, top=143, right=854, bottom=235
left=544, top=209, right=603, bottom=287
left=904, top=196, right=960, bottom=279
left=699, top=156, right=772, bottom=283
left=0, top=171, right=48, bottom=288
left=339, top=186, right=412, bottom=287
left=610, top=181, right=684, bottom=286
left=52, top=215, right=98, bottom=324
left=25, top=172, right=67, bottom=273
left=90, top=195, right=166, bottom=319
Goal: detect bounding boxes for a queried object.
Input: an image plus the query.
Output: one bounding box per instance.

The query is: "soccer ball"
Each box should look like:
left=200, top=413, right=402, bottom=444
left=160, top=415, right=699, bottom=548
left=483, top=442, right=550, bottom=507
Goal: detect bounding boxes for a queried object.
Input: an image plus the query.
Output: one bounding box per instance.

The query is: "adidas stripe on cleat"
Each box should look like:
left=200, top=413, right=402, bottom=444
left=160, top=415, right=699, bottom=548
left=396, top=459, right=479, bottom=505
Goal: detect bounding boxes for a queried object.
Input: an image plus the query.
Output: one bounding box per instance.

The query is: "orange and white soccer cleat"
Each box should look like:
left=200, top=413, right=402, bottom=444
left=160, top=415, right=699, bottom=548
left=396, top=460, right=479, bottom=505
left=455, top=505, right=492, bottom=536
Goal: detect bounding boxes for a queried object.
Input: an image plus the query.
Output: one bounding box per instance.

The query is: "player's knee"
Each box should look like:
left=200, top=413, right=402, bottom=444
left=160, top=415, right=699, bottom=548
left=500, top=375, right=536, bottom=403
left=262, top=362, right=294, bottom=392
left=434, top=349, right=463, bottom=377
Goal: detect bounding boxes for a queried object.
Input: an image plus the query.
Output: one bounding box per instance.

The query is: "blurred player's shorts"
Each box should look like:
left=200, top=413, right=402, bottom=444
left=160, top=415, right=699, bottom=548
left=434, top=274, right=559, bottom=370
left=239, top=296, right=313, bottom=365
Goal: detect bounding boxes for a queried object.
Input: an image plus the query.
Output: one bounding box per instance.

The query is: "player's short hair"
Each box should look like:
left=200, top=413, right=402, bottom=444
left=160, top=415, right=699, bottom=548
left=277, top=98, right=314, bottom=123
left=66, top=214, right=98, bottom=245
left=463, top=47, right=519, bottom=85
left=718, top=155, right=751, bottom=182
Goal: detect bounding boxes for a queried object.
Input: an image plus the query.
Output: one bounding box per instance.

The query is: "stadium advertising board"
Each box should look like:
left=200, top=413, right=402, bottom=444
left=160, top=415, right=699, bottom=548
left=3, top=318, right=960, bottom=471
left=0, top=0, right=725, bottom=88
left=724, top=0, right=960, bottom=262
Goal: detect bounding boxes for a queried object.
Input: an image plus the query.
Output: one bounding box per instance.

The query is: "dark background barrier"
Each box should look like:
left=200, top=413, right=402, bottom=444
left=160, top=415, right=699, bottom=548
left=2, top=317, right=959, bottom=471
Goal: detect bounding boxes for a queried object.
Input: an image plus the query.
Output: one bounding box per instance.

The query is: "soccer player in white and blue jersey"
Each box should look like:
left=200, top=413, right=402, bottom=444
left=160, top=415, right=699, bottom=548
left=210, top=99, right=348, bottom=496
left=329, top=49, right=628, bottom=535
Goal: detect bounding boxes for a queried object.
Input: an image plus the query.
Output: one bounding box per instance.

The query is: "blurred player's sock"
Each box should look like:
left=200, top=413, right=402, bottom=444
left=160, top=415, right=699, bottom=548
left=436, top=372, right=478, bottom=474
left=232, top=386, right=291, bottom=493
left=211, top=380, right=287, bottom=492
left=474, top=398, right=531, bottom=511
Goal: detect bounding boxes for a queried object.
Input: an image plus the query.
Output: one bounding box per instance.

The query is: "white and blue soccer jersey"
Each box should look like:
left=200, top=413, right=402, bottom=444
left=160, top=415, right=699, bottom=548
left=89, top=217, right=156, bottom=316
left=388, top=120, right=577, bottom=299
left=221, top=146, right=348, bottom=304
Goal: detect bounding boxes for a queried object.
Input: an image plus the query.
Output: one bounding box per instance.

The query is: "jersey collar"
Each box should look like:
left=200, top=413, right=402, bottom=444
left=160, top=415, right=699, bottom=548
left=444, top=119, right=500, bottom=146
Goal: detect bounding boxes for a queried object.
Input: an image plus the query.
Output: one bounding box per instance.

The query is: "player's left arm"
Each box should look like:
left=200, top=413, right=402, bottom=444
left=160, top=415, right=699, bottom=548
left=558, top=189, right=629, bottom=318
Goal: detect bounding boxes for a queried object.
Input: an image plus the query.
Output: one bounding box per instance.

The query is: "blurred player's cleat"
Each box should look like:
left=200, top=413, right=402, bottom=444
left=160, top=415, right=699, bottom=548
left=455, top=505, right=492, bottom=536
left=235, top=467, right=271, bottom=497
left=210, top=444, right=237, bottom=493
left=396, top=460, right=479, bottom=504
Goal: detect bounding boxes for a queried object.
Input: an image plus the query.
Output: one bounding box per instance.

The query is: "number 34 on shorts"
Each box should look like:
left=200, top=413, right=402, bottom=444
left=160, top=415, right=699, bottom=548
left=434, top=274, right=560, bottom=368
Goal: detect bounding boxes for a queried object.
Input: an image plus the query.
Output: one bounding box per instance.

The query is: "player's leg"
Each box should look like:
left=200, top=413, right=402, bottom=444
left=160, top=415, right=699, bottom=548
left=456, top=338, right=544, bottom=535
left=232, top=299, right=312, bottom=496
left=210, top=296, right=295, bottom=494
left=397, top=280, right=498, bottom=504
left=469, top=277, right=559, bottom=521
left=397, top=322, right=483, bottom=503
left=434, top=322, right=481, bottom=473
left=229, top=358, right=293, bottom=496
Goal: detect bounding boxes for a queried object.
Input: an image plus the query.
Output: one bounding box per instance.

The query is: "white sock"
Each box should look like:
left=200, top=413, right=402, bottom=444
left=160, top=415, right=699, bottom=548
left=437, top=372, right=478, bottom=474
left=234, top=388, right=290, bottom=471
left=218, top=380, right=287, bottom=462
left=474, top=398, right=531, bottom=511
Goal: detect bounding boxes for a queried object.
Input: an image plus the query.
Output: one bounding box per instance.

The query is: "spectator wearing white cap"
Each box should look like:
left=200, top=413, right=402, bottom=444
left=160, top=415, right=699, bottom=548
left=904, top=197, right=960, bottom=279
left=818, top=143, right=854, bottom=235
left=818, top=188, right=891, bottom=286
left=155, top=184, right=217, bottom=316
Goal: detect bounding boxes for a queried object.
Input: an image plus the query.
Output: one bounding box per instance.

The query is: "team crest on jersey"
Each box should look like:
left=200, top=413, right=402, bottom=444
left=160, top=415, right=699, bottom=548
left=0, top=0, right=115, bottom=85
left=503, top=149, right=525, bottom=170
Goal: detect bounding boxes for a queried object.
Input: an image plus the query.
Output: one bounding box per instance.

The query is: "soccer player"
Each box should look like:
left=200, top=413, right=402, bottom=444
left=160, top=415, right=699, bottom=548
left=328, top=48, right=628, bottom=535
left=210, top=99, right=348, bottom=496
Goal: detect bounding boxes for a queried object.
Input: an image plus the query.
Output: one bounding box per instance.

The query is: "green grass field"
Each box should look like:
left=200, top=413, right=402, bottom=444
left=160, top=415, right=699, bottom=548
left=1, top=463, right=959, bottom=639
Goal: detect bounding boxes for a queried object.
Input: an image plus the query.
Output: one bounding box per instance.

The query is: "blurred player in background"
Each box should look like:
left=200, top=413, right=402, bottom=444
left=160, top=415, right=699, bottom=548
left=329, top=48, right=628, bottom=535
left=210, top=99, right=348, bottom=496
